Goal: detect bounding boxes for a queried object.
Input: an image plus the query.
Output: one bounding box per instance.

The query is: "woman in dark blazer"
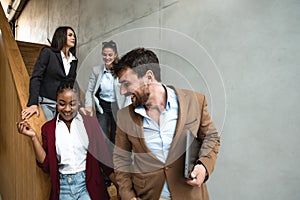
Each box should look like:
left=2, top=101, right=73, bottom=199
left=21, top=26, right=78, bottom=121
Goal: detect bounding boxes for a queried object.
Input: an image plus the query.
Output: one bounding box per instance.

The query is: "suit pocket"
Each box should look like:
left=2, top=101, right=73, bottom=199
left=132, top=174, right=146, bottom=189
left=185, top=117, right=198, bottom=126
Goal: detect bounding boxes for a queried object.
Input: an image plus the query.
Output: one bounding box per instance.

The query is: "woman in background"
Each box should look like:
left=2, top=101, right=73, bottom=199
left=21, top=26, right=78, bottom=121
left=81, top=40, right=130, bottom=144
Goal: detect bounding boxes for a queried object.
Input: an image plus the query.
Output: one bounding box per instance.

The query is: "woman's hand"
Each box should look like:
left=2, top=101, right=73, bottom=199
left=21, top=105, right=39, bottom=120
left=16, top=120, right=36, bottom=138
left=80, top=107, right=93, bottom=116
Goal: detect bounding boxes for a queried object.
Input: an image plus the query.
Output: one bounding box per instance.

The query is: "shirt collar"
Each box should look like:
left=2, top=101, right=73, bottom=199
left=164, top=85, right=175, bottom=111
left=134, top=84, right=174, bottom=116
left=56, top=112, right=82, bottom=124
left=60, top=51, right=76, bottom=62
left=103, top=66, right=112, bottom=73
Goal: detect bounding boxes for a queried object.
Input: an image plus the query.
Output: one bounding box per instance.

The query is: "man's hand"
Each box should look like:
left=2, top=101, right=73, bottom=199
left=186, top=164, right=207, bottom=187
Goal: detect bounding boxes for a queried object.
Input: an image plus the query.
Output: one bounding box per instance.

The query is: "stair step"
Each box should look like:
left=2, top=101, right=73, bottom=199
left=17, top=41, right=46, bottom=76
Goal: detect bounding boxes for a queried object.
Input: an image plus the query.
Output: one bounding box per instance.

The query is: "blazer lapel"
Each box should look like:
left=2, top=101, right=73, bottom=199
left=68, top=59, right=78, bottom=77
left=126, top=88, right=190, bottom=165
left=55, top=51, right=65, bottom=75
left=94, top=65, right=104, bottom=96
left=46, top=118, right=58, bottom=165
left=166, top=87, right=189, bottom=164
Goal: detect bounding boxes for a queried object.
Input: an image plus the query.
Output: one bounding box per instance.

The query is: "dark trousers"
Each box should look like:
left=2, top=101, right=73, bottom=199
left=96, top=99, right=118, bottom=144
left=96, top=99, right=118, bottom=186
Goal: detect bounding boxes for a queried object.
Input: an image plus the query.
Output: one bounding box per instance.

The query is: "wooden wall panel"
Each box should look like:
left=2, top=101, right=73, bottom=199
left=17, top=41, right=45, bottom=76
left=0, top=31, right=44, bottom=200
left=0, top=3, right=50, bottom=200
left=0, top=35, right=17, bottom=200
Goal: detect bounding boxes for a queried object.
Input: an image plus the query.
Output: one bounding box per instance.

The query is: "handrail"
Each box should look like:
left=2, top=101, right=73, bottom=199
left=0, top=2, right=49, bottom=200
left=0, top=4, right=46, bottom=135
left=0, top=5, right=34, bottom=111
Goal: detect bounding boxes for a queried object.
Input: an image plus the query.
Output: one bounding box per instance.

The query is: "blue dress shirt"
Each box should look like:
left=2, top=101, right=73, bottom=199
left=135, top=85, right=178, bottom=197
left=99, top=67, right=116, bottom=102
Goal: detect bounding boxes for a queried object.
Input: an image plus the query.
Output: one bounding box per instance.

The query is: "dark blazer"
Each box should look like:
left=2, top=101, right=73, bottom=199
left=27, top=47, right=78, bottom=106
left=37, top=114, right=113, bottom=200
left=114, top=87, right=220, bottom=200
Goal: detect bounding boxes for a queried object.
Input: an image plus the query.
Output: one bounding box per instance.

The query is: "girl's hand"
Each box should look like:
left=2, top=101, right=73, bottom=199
left=17, top=120, right=36, bottom=138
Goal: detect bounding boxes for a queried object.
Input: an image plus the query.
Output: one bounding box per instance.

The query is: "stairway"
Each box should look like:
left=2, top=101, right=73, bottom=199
left=17, top=41, right=45, bottom=76
left=16, top=41, right=119, bottom=200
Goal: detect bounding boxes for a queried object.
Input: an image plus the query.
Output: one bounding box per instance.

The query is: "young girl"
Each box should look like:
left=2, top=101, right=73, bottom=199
left=17, top=78, right=116, bottom=200
left=22, top=26, right=78, bottom=121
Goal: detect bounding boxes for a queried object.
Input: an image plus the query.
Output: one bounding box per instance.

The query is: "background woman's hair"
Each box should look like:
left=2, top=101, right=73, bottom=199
left=102, top=40, right=118, bottom=55
left=50, top=26, right=77, bottom=56
left=102, top=40, right=119, bottom=72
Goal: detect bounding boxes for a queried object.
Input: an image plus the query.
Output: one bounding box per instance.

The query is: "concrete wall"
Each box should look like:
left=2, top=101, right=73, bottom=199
left=0, top=0, right=9, bottom=18
left=3, top=0, right=300, bottom=199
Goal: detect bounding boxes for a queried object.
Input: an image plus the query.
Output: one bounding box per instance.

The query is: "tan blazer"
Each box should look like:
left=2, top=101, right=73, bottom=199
left=114, top=86, right=220, bottom=200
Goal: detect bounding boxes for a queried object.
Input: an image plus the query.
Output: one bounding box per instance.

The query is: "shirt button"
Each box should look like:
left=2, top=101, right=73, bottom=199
left=165, top=166, right=169, bottom=170
left=68, top=177, right=72, bottom=182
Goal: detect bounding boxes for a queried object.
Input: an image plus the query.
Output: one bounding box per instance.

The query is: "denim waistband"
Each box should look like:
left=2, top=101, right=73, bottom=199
left=59, top=171, right=86, bottom=179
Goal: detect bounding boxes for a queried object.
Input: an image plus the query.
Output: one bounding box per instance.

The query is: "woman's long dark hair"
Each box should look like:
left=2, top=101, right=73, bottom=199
left=50, top=26, right=77, bottom=56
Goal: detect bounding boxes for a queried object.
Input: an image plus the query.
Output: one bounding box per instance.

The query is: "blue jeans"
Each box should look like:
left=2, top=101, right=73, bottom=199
left=59, top=171, right=91, bottom=200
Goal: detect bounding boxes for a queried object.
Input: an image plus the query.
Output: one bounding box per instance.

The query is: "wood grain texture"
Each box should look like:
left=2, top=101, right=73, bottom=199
left=0, top=3, right=50, bottom=200
left=17, top=41, right=46, bottom=76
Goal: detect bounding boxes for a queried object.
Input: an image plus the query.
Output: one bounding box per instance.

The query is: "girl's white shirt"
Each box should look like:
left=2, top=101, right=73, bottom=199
left=55, top=113, right=89, bottom=174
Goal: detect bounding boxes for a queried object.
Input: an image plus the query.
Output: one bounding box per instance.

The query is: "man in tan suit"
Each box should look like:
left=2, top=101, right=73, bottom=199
left=113, top=48, right=220, bottom=200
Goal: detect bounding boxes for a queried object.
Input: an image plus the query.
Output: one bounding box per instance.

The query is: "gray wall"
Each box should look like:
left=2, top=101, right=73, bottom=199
left=4, top=0, right=300, bottom=199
